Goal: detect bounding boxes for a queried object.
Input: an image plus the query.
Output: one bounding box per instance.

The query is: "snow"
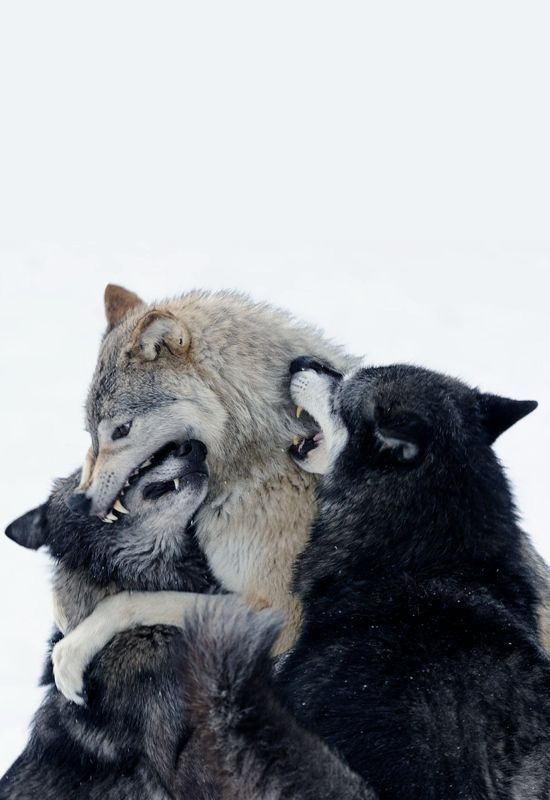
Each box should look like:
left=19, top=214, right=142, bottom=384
left=0, top=0, right=549, bottom=775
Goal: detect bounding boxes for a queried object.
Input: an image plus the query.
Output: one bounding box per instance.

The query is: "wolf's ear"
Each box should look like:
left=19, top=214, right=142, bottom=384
left=104, top=284, right=144, bottom=330
left=5, top=503, right=49, bottom=550
left=479, top=394, right=538, bottom=444
left=373, top=406, right=431, bottom=464
left=126, top=310, right=191, bottom=362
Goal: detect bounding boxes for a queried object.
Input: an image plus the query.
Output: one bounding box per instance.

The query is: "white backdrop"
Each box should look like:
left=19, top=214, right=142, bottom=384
left=0, top=0, right=549, bottom=774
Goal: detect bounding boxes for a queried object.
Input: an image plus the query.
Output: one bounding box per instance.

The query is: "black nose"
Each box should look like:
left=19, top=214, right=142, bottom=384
left=290, top=356, right=343, bottom=380
left=67, top=492, right=92, bottom=516
left=176, top=439, right=208, bottom=463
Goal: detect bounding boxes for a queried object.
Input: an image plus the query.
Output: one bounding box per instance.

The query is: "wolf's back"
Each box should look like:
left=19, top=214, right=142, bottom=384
left=175, top=596, right=376, bottom=800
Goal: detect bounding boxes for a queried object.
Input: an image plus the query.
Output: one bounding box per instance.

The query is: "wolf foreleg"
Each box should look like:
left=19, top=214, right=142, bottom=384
left=52, top=590, right=229, bottom=705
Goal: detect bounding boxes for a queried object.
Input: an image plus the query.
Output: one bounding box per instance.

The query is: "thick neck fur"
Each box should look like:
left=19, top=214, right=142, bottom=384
left=50, top=527, right=215, bottom=633
left=297, top=439, right=538, bottom=623
left=47, top=477, right=215, bottom=631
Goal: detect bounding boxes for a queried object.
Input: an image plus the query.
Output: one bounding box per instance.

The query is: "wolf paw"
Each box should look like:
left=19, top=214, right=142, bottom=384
left=52, top=632, right=90, bottom=706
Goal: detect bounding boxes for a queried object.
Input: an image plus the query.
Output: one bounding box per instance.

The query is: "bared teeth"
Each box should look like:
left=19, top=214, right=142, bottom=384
left=101, top=515, right=114, bottom=524
left=173, top=478, right=180, bottom=491
left=140, top=458, right=153, bottom=469
left=113, top=498, right=129, bottom=515
left=124, top=480, right=131, bottom=488
left=292, top=436, right=301, bottom=446
left=105, top=511, right=118, bottom=522
left=296, top=406, right=304, bottom=419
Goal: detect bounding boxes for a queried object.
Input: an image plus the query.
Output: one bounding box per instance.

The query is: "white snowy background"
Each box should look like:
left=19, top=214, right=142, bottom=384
left=0, top=0, right=549, bottom=773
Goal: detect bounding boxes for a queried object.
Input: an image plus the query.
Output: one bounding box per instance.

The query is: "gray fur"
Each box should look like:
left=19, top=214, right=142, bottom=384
left=74, top=289, right=357, bottom=652
left=1, top=443, right=216, bottom=799
left=172, top=595, right=377, bottom=800
left=66, top=288, right=550, bottom=663
left=50, top=289, right=550, bottom=708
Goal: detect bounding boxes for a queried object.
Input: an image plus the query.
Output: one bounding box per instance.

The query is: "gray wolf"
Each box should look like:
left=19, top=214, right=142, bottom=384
left=170, top=361, right=550, bottom=799
left=66, top=284, right=355, bottom=655
left=1, top=440, right=218, bottom=799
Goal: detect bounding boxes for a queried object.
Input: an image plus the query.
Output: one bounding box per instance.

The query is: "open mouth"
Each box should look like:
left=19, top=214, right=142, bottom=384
left=288, top=406, right=324, bottom=461
left=100, top=441, right=208, bottom=523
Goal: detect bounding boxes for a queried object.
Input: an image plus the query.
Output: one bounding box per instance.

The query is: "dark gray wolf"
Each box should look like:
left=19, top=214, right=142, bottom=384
left=1, top=440, right=217, bottom=799
left=172, top=361, right=550, bottom=800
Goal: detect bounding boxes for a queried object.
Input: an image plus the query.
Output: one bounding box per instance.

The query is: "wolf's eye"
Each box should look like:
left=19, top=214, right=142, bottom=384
left=112, top=421, right=132, bottom=441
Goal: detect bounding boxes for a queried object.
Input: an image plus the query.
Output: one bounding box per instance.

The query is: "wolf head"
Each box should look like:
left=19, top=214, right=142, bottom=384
left=71, top=285, right=354, bottom=518
left=289, top=359, right=538, bottom=569
left=5, top=439, right=210, bottom=591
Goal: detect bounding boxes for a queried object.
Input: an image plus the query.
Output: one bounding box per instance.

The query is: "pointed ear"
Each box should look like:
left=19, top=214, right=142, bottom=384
left=5, top=504, right=49, bottom=550
left=374, top=407, right=431, bottom=464
left=479, top=394, right=538, bottom=444
left=126, top=310, right=191, bottom=362
left=104, top=284, right=144, bottom=330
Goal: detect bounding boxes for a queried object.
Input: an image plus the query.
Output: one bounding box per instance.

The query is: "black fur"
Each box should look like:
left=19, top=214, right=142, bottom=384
left=278, top=364, right=550, bottom=798
left=1, top=464, right=217, bottom=799
left=173, top=596, right=376, bottom=799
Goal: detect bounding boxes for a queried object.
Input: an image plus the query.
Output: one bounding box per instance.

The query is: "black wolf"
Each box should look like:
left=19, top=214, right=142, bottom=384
left=176, top=362, right=550, bottom=799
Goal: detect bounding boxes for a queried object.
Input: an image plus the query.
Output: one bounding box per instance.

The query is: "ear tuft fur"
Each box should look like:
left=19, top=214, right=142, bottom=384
left=5, top=503, right=49, bottom=550
left=479, top=394, right=538, bottom=444
left=126, top=310, right=191, bottom=361
left=104, top=284, right=144, bottom=330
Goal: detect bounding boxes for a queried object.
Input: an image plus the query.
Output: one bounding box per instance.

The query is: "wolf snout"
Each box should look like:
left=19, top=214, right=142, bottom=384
left=67, top=492, right=92, bottom=516
left=290, top=356, right=343, bottom=380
